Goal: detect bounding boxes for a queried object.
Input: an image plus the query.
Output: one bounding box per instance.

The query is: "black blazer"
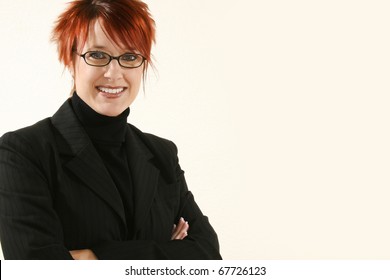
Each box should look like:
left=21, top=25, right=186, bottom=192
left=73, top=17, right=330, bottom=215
left=0, top=99, right=221, bottom=260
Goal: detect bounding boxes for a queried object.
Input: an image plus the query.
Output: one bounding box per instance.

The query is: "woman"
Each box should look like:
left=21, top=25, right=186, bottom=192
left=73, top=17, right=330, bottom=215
left=0, top=0, right=221, bottom=260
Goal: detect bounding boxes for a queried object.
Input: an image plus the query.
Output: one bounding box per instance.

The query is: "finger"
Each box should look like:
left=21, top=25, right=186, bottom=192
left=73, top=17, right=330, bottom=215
left=69, top=250, right=77, bottom=259
left=172, top=218, right=185, bottom=235
left=171, top=218, right=187, bottom=240
left=171, top=224, right=177, bottom=234
left=171, top=224, right=183, bottom=240
left=176, top=227, right=188, bottom=239
left=176, top=217, right=185, bottom=231
left=70, top=249, right=98, bottom=260
left=172, top=219, right=189, bottom=240
left=171, top=219, right=182, bottom=240
left=178, top=221, right=189, bottom=239
left=70, top=249, right=83, bottom=260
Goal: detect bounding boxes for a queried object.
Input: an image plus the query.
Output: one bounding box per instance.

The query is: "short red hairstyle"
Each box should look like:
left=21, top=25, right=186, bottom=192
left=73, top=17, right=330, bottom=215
left=51, top=0, right=155, bottom=70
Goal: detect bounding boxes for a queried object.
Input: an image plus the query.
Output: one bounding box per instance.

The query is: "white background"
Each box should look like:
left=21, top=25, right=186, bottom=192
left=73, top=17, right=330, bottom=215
left=0, top=0, right=390, bottom=259
left=2, top=260, right=390, bottom=280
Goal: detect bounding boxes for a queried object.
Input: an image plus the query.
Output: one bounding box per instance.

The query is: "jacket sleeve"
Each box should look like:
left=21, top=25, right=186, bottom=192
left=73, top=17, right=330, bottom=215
left=91, top=142, right=222, bottom=260
left=0, top=132, right=73, bottom=260
left=0, top=130, right=221, bottom=260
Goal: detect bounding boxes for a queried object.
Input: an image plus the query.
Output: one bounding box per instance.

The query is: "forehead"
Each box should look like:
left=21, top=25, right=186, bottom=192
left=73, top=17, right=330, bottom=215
left=81, top=20, right=132, bottom=53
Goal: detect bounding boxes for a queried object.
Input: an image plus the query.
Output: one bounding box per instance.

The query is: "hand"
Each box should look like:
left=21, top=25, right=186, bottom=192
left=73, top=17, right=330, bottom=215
left=70, top=249, right=98, bottom=260
left=171, top=217, right=189, bottom=240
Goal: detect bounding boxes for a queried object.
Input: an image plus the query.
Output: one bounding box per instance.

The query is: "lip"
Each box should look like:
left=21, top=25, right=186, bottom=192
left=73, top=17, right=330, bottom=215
left=96, top=86, right=127, bottom=99
left=97, top=85, right=126, bottom=88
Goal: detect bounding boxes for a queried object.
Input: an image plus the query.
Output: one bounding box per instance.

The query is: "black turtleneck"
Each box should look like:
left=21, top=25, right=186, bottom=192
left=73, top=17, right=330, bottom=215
left=71, top=92, right=134, bottom=238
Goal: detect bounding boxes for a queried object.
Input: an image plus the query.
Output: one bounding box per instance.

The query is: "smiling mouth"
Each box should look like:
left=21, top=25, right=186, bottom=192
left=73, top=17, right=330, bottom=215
left=97, top=86, right=126, bottom=94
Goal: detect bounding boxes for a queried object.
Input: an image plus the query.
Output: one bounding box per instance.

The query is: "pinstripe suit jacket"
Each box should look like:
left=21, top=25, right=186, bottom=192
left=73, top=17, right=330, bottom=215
left=0, top=99, right=221, bottom=260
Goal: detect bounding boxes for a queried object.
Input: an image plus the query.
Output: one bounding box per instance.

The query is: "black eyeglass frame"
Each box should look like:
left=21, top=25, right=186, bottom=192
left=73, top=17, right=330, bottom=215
left=74, top=51, right=146, bottom=69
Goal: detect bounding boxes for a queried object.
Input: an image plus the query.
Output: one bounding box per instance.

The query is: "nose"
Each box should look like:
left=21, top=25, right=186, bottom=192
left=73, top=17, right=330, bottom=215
left=103, top=59, right=124, bottom=80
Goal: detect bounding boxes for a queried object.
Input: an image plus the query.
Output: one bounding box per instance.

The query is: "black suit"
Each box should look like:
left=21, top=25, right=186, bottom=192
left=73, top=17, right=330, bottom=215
left=0, top=100, right=221, bottom=260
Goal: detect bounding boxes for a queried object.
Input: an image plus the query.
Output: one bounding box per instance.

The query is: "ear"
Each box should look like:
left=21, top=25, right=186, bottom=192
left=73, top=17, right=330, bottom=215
left=68, top=62, right=75, bottom=79
left=67, top=62, right=76, bottom=96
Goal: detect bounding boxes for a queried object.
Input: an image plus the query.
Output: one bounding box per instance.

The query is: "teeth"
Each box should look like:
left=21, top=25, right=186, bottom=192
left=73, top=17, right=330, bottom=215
left=98, top=87, right=124, bottom=94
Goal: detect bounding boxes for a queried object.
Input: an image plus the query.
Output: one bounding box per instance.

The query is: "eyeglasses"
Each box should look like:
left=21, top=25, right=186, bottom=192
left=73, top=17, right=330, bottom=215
left=75, top=51, right=145, bottom=68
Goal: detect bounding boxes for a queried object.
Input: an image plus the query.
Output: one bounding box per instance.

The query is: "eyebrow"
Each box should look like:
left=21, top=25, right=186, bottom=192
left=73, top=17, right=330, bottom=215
left=87, top=45, right=136, bottom=53
left=88, top=45, right=107, bottom=50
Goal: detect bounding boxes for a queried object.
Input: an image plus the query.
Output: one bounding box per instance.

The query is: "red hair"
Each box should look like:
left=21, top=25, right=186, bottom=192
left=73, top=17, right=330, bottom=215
left=51, top=0, right=155, bottom=70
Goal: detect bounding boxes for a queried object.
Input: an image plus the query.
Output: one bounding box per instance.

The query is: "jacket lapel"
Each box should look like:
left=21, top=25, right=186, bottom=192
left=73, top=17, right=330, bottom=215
left=124, top=126, right=160, bottom=236
left=51, top=100, right=126, bottom=227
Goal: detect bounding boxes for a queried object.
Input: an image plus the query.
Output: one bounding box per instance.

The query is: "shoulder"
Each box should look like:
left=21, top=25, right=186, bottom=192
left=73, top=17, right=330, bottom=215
left=1, top=118, right=54, bottom=145
left=0, top=118, right=56, bottom=157
left=128, top=123, right=178, bottom=157
left=127, top=123, right=181, bottom=182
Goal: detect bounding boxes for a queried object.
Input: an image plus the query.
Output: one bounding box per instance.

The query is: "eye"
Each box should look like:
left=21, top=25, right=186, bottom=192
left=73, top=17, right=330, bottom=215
left=121, top=53, right=137, bottom=61
left=87, top=51, right=107, bottom=60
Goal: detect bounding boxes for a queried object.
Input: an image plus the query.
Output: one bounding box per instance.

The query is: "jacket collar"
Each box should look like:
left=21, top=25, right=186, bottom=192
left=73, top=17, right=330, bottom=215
left=51, top=99, right=160, bottom=235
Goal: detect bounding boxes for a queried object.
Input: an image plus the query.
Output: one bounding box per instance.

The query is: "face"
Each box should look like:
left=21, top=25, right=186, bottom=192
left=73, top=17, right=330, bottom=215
left=70, top=20, right=143, bottom=117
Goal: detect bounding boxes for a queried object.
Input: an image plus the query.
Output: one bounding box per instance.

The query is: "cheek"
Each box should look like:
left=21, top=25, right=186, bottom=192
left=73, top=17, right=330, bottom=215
left=126, top=71, right=143, bottom=89
left=131, top=69, right=143, bottom=86
left=75, top=66, right=101, bottom=88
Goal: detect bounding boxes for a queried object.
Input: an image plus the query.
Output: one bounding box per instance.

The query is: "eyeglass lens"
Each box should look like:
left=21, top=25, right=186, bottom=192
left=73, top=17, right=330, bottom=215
left=84, top=51, right=144, bottom=68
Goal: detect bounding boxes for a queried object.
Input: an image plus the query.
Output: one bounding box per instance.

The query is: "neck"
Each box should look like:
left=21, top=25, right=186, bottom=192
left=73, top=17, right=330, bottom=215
left=70, top=92, right=129, bottom=143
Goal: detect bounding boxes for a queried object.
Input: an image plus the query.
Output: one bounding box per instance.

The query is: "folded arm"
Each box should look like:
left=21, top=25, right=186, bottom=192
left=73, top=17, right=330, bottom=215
left=0, top=132, right=221, bottom=260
